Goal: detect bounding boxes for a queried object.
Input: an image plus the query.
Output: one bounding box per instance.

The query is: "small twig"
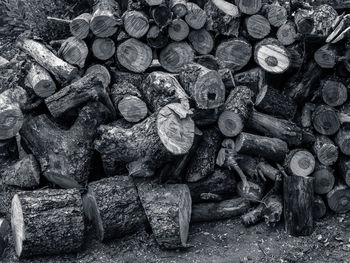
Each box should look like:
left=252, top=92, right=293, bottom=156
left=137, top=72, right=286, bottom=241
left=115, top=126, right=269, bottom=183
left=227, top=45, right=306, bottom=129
left=276, top=163, right=289, bottom=178
left=47, top=16, right=71, bottom=23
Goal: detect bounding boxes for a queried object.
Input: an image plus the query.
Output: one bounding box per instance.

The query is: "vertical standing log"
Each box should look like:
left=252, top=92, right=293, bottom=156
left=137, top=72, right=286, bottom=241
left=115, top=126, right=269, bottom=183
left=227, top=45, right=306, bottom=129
left=335, top=128, right=350, bottom=156
left=92, top=38, right=116, bottom=61
left=284, top=175, right=314, bottom=236
left=188, top=29, right=214, bottom=55
left=245, top=14, right=271, bottom=40
left=327, top=180, right=350, bottom=213
left=312, top=135, right=338, bottom=166
left=312, top=105, right=340, bottom=135
left=312, top=163, right=335, bottom=195
left=123, top=11, right=149, bottom=38
left=284, top=149, right=316, bottom=177
left=26, top=63, right=56, bottom=98
left=185, top=2, right=207, bottom=29
left=70, top=13, right=92, bottom=39
left=168, top=18, right=190, bottom=41
left=159, top=42, right=195, bottom=73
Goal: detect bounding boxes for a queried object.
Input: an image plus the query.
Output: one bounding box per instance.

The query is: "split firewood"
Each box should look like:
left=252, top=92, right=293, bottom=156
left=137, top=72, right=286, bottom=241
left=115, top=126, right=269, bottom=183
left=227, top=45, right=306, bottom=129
left=151, top=4, right=172, bottom=27
left=284, top=175, right=314, bottom=236
left=0, top=155, right=40, bottom=188
left=338, top=157, right=350, bottom=187
left=146, top=25, right=169, bottom=49
left=123, top=10, right=149, bottom=38
left=179, top=63, right=225, bottom=109
left=20, top=102, right=110, bottom=188
left=301, top=103, right=316, bottom=128
left=92, top=38, right=116, bottom=61
left=0, top=218, right=9, bottom=257
left=137, top=182, right=192, bottom=249
left=284, top=149, right=315, bottom=177
left=168, top=18, right=189, bottom=41
left=84, top=64, right=111, bottom=88
left=58, top=37, right=89, bottom=68
left=16, top=36, right=78, bottom=85
left=70, top=13, right=92, bottom=39
left=236, top=0, right=262, bottom=15
left=255, top=85, right=297, bottom=120
left=233, top=67, right=265, bottom=96
left=326, top=179, right=350, bottom=213
left=170, top=0, right=188, bottom=17
left=218, top=86, right=254, bottom=137
left=245, top=14, right=271, bottom=40
left=139, top=71, right=189, bottom=112
left=90, top=0, right=122, bottom=37
left=26, top=63, right=56, bottom=98
left=215, top=38, right=252, bottom=71
left=83, top=176, right=147, bottom=242
left=204, top=0, right=240, bottom=36
left=191, top=197, right=250, bottom=223
left=45, top=73, right=115, bottom=118
left=313, top=194, right=327, bottom=220
left=254, top=38, right=291, bottom=74
left=188, top=29, right=214, bottom=54
left=335, top=127, right=350, bottom=155
left=185, top=2, right=207, bottom=29
left=312, top=105, right=340, bottom=135
left=11, top=189, right=85, bottom=258
left=321, top=78, right=348, bottom=107
left=312, top=162, right=335, bottom=194
left=235, top=132, right=288, bottom=162
left=277, top=21, right=299, bottom=46
left=159, top=41, right=195, bottom=73
left=0, top=138, right=18, bottom=165
left=94, top=103, right=195, bottom=176
left=312, top=135, right=338, bottom=166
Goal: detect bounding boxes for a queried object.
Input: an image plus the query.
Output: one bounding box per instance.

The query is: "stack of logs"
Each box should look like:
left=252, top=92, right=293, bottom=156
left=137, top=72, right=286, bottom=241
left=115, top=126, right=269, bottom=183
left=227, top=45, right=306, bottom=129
left=1, top=0, right=350, bottom=259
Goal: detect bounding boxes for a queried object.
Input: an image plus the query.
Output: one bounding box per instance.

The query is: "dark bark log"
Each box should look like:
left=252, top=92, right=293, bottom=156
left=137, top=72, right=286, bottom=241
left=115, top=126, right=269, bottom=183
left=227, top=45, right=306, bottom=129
left=90, top=0, right=122, bottom=37
left=314, top=44, right=338, bottom=69
left=277, top=21, right=299, bottom=46
left=192, top=108, right=222, bottom=127
left=312, top=135, right=338, bottom=166
left=146, top=25, right=169, bottom=49
left=169, top=19, right=189, bottom=41
left=312, top=105, right=340, bottom=135
left=170, top=0, right=188, bottom=17
left=188, top=29, right=214, bottom=55
left=284, top=175, right=314, bottom=236
left=0, top=218, right=9, bottom=257
left=58, top=37, right=89, bottom=68
left=123, top=11, right=149, bottom=38
left=245, top=14, right=271, bottom=40
left=85, top=64, right=111, bottom=89
left=159, top=42, right=195, bottom=73
left=262, top=194, right=283, bottom=225
left=83, top=176, right=146, bottom=241
left=0, top=138, right=18, bottom=166
left=137, top=182, right=192, bottom=249
left=233, top=67, right=265, bottom=97
left=185, top=2, right=207, bottom=29
left=26, top=63, right=56, bottom=98
left=218, top=86, right=254, bottom=137
left=241, top=203, right=264, bottom=226
left=179, top=63, right=225, bottom=109
left=335, top=127, right=350, bottom=156
left=256, top=160, right=279, bottom=181
left=235, top=132, right=288, bottom=162
left=110, top=68, right=145, bottom=88
left=284, top=149, right=315, bottom=177
left=301, top=103, right=316, bottom=128
left=92, top=38, right=116, bottom=61
left=236, top=0, right=262, bottom=14
left=11, top=189, right=85, bottom=258
left=312, top=163, right=335, bottom=195
left=294, top=9, right=314, bottom=34
left=326, top=180, right=350, bottom=213
left=313, top=195, right=326, bottom=220
left=338, top=157, right=350, bottom=187
left=191, top=197, right=250, bottom=222
left=151, top=4, right=172, bottom=27
left=20, top=102, right=109, bottom=188
left=70, top=13, right=92, bottom=39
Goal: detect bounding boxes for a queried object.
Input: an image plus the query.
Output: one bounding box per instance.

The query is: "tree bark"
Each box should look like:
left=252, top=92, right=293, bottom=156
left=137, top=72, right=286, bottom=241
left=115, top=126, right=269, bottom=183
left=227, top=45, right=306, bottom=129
left=92, top=38, right=116, bottom=61
left=26, top=63, right=56, bottom=98
left=0, top=218, right=9, bottom=257
left=159, top=42, right=195, bottom=73
left=326, top=180, right=350, bottom=213
left=312, top=135, right=338, bottom=166
left=70, top=13, right=92, bottom=39
left=58, top=37, right=89, bottom=68
left=284, top=149, right=315, bottom=177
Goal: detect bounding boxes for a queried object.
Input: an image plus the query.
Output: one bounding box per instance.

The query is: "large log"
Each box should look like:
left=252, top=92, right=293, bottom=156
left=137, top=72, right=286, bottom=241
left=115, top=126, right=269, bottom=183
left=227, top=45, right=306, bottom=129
left=168, top=18, right=189, bottom=41
left=338, top=157, right=350, bottom=187
left=312, top=105, right=340, bottom=136
left=83, top=176, right=146, bottom=242
left=312, top=135, right=338, bottom=166
left=16, top=36, right=78, bottom=85
left=159, top=42, right=195, bottom=73
left=94, top=103, right=195, bottom=176
left=70, top=13, right=92, bottom=39
left=284, top=175, right=314, bottom=236
left=151, top=4, right=172, bottom=27
left=90, top=0, right=121, bottom=37
left=185, top=2, right=207, bottom=29
left=188, top=29, right=214, bottom=55
left=218, top=86, right=254, bottom=137
left=123, top=10, right=149, bottom=38
left=314, top=44, right=339, bottom=69
left=191, top=197, right=250, bottom=223
left=20, top=102, right=109, bottom=188
left=58, top=37, right=89, bottom=68
left=326, top=180, right=350, bottom=213
left=26, top=63, right=56, bottom=98
left=178, top=63, right=225, bottom=109
left=85, top=64, right=111, bottom=89
left=137, top=182, right=192, bottom=249
left=321, top=78, right=348, bottom=107
left=335, top=127, right=350, bottom=156
left=92, top=38, right=116, bottom=61
left=11, top=189, right=85, bottom=258
left=312, top=163, right=335, bottom=195
left=245, top=14, right=271, bottom=40
left=284, top=149, right=315, bottom=177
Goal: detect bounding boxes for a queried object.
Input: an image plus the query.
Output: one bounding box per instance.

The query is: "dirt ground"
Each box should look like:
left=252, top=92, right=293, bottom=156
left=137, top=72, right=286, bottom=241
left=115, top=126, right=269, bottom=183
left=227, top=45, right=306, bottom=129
left=2, top=212, right=350, bottom=263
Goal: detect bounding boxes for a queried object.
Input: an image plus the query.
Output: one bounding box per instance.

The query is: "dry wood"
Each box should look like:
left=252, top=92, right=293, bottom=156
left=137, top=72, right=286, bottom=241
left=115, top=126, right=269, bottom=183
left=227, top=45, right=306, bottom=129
left=237, top=179, right=265, bottom=202
left=0, top=138, right=18, bottom=165
left=85, top=64, right=111, bottom=88
left=284, top=149, right=315, bottom=177
left=313, top=195, right=327, bottom=220
left=312, top=163, right=335, bottom=194
left=326, top=180, right=350, bottom=213
left=335, top=127, right=350, bottom=155
left=170, top=0, right=188, bottom=17
left=188, top=29, right=214, bottom=55
left=233, top=67, right=265, bottom=96
left=70, top=13, right=92, bottom=39
left=245, top=14, right=271, bottom=40
left=146, top=25, right=168, bottom=49
left=301, top=103, right=316, bottom=128
left=264, top=1, right=288, bottom=27
left=123, top=11, right=149, bottom=38
left=294, top=9, right=314, bottom=34
left=321, top=78, right=348, bottom=107
left=185, top=2, right=207, bottom=29
left=92, top=38, right=116, bottom=60
left=338, top=157, right=350, bottom=187
left=314, top=44, right=339, bottom=69
left=312, top=105, right=340, bottom=135
left=151, top=4, right=172, bottom=27
left=0, top=218, right=9, bottom=257
left=312, top=135, right=338, bottom=166
left=169, top=19, right=189, bottom=41
left=277, top=21, right=299, bottom=46
left=236, top=0, right=262, bottom=14
left=58, top=37, right=89, bottom=68
left=26, top=63, right=56, bottom=98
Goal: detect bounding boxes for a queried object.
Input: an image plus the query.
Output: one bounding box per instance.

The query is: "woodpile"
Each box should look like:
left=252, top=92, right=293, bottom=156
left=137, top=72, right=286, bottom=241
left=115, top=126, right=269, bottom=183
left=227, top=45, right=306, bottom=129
left=2, top=0, right=350, bottom=259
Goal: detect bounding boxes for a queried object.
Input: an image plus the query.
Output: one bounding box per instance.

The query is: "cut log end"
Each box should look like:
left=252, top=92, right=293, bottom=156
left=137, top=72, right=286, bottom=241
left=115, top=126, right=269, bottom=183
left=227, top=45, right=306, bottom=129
left=11, top=194, right=24, bottom=257
left=188, top=29, right=214, bottom=55
left=168, top=19, right=189, bottom=42
left=312, top=105, right=340, bottom=136
left=118, top=96, right=148, bottom=123
left=92, top=38, right=116, bottom=61
left=237, top=0, right=262, bottom=15
left=90, top=16, right=119, bottom=38
left=313, top=166, right=335, bottom=195
left=322, top=80, right=347, bottom=107
left=277, top=22, right=298, bottom=46
left=218, top=111, right=243, bottom=137
left=70, top=13, right=91, bottom=39
left=0, top=105, right=24, bottom=140
left=123, top=11, right=149, bottom=39
left=185, top=3, right=207, bottom=30
left=314, top=45, right=337, bottom=69
left=327, top=183, right=350, bottom=213
left=58, top=37, right=88, bottom=68
left=159, top=42, right=194, bottom=73
left=286, top=150, right=315, bottom=177
left=246, top=14, right=271, bottom=40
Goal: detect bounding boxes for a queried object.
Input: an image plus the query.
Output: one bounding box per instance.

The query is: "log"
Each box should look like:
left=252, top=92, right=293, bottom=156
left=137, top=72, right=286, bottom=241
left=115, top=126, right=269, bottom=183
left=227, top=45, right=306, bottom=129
left=0, top=218, right=9, bottom=257
left=170, top=0, right=188, bottom=17
left=1, top=155, right=40, bottom=188
left=45, top=73, right=115, bottom=118
left=151, top=4, right=172, bottom=27
left=256, top=160, right=280, bottom=181
left=58, top=37, right=89, bottom=68
left=335, top=127, right=350, bottom=156
left=0, top=138, right=18, bottom=165
left=90, top=0, right=121, bottom=37
left=301, top=103, right=316, bottom=128
left=312, top=4, right=338, bottom=37
left=264, top=1, right=288, bottom=27
left=185, top=2, right=207, bottom=29
left=236, top=0, right=261, bottom=14
left=313, top=195, right=326, bottom=220
left=254, top=38, right=291, bottom=74
left=192, top=108, right=221, bottom=127
left=123, top=11, right=149, bottom=38
left=139, top=71, right=189, bottom=112
left=245, top=14, right=271, bottom=40
left=284, top=149, right=315, bottom=177
left=233, top=67, right=265, bottom=96
left=26, top=63, right=56, bottom=98
left=312, top=163, right=335, bottom=195
left=168, top=19, right=189, bottom=41
left=215, top=38, right=252, bottom=71
left=235, top=132, right=288, bottom=162
left=16, top=36, right=78, bottom=85
left=145, top=0, right=164, bottom=5
left=184, top=128, right=222, bottom=182
left=94, top=103, right=195, bottom=175
left=137, top=182, right=192, bottom=249
left=11, top=189, right=85, bottom=258
left=110, top=69, right=145, bottom=90
left=284, top=175, right=314, bottom=236
left=338, top=157, right=350, bottom=187
left=70, top=13, right=92, bottom=39
left=277, top=21, right=299, bottom=46
left=92, top=38, right=116, bottom=60
left=83, top=176, right=146, bottom=241
left=247, top=110, right=303, bottom=147
left=255, top=85, right=297, bottom=120
left=159, top=41, right=195, bottom=73
left=110, top=82, right=148, bottom=122
left=179, top=63, right=225, bottom=109
left=191, top=197, right=250, bottom=223
left=294, top=9, right=314, bottom=34
left=204, top=0, right=240, bottom=36
left=218, top=86, right=254, bottom=137
left=146, top=25, right=168, bottom=49
left=262, top=194, right=283, bottom=225
left=187, top=168, right=237, bottom=203
left=321, top=78, right=348, bottom=107
left=84, top=64, right=111, bottom=89
left=241, top=204, right=264, bottom=226
left=237, top=180, right=265, bottom=202
left=312, top=135, right=338, bottom=166
left=20, top=102, right=109, bottom=188
left=326, top=180, right=350, bottom=213
left=188, top=29, right=214, bottom=55
left=312, top=105, right=340, bottom=135
left=314, top=44, right=338, bottom=69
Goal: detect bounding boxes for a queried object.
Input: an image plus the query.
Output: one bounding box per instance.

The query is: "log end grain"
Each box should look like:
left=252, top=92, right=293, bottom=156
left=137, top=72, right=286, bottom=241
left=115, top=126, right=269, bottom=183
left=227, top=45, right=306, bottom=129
left=313, top=165, right=335, bottom=195
left=92, top=38, right=116, bottom=61
left=237, top=0, right=261, bottom=15
left=327, top=182, right=350, bottom=214
left=159, top=42, right=195, bottom=73
left=246, top=14, right=271, bottom=40
left=118, top=96, right=148, bottom=123
left=312, top=105, right=340, bottom=136
left=284, top=149, right=316, bottom=177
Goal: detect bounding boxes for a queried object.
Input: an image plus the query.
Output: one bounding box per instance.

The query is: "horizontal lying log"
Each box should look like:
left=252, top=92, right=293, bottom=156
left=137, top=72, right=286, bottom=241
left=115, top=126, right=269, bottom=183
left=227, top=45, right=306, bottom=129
left=185, top=2, right=207, bottom=29
left=314, top=44, right=339, bottom=69
left=294, top=8, right=314, bottom=34
left=146, top=25, right=168, bottom=49
left=85, top=64, right=111, bottom=89
left=236, top=0, right=262, bottom=15
left=312, top=163, right=335, bottom=195
left=335, top=127, right=350, bottom=156
left=237, top=179, right=265, bottom=202
left=169, top=18, right=189, bottom=41
left=151, top=4, right=172, bottom=27
left=312, top=105, right=340, bottom=136
left=191, top=197, right=250, bottom=223
left=123, top=10, right=149, bottom=38
left=284, top=149, right=315, bottom=177
left=188, top=29, right=214, bottom=55
left=58, top=37, right=88, bottom=68
left=233, top=67, right=265, bottom=96
left=312, top=135, right=338, bottom=166
left=245, top=14, right=271, bottom=40
left=26, top=63, right=56, bottom=98
left=0, top=218, right=9, bottom=257
left=170, top=0, right=188, bottom=17
left=338, top=157, right=350, bottom=187
left=0, top=138, right=18, bottom=165
left=327, top=180, right=350, bottom=213
left=92, top=38, right=116, bottom=61
left=313, top=195, right=327, bottom=220
left=321, top=78, right=347, bottom=107
left=70, top=13, right=92, bottom=39
left=137, top=182, right=192, bottom=249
